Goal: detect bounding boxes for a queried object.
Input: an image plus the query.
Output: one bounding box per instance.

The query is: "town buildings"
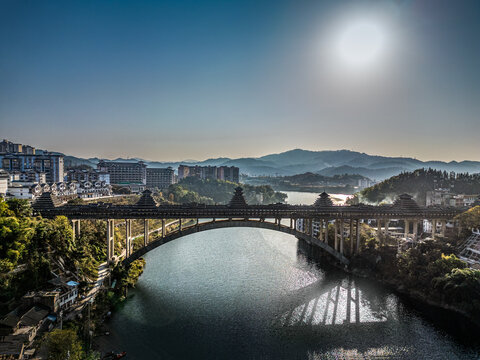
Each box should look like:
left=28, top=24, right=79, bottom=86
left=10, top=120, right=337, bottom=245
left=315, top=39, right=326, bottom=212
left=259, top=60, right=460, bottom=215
left=146, top=167, right=175, bottom=189
left=426, top=190, right=479, bottom=208
left=0, top=170, right=8, bottom=197
left=178, top=165, right=239, bottom=183
left=66, top=168, right=110, bottom=184
left=97, top=160, right=147, bottom=192
left=0, top=140, right=64, bottom=184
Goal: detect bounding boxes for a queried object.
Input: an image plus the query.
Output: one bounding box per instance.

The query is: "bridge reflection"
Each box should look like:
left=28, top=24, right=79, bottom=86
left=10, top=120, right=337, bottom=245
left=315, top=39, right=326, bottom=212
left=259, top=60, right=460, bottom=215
left=274, top=275, right=392, bottom=328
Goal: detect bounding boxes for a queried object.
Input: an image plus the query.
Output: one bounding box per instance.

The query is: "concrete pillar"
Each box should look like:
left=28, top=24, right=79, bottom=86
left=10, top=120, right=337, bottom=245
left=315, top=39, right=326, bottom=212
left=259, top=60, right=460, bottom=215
left=377, top=219, right=382, bottom=237
left=72, top=220, right=81, bottom=242
left=340, top=219, right=344, bottom=255
left=144, top=219, right=149, bottom=247
left=384, top=220, right=390, bottom=236
left=404, top=220, right=409, bottom=239
left=325, top=220, right=329, bottom=244
left=356, top=219, right=361, bottom=253
left=106, top=219, right=115, bottom=262
left=432, top=219, right=437, bottom=239
left=334, top=219, right=339, bottom=251
left=290, top=218, right=293, bottom=229
left=350, top=218, right=354, bottom=255
left=441, top=220, right=447, bottom=237
left=310, top=219, right=314, bottom=237
left=125, top=219, right=132, bottom=257
left=293, top=218, right=297, bottom=230
left=413, top=220, right=418, bottom=241
left=318, top=220, right=323, bottom=241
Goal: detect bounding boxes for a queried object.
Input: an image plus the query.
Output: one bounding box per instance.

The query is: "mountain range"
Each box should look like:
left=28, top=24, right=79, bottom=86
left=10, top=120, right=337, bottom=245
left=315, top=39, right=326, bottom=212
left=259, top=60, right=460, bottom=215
left=64, top=149, right=480, bottom=181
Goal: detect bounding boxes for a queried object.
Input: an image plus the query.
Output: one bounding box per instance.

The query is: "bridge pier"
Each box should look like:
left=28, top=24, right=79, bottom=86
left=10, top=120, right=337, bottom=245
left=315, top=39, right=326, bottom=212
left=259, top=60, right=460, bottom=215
left=125, top=219, right=132, bottom=257
left=413, top=220, right=419, bottom=241
left=106, top=219, right=115, bottom=262
left=324, top=220, right=329, bottom=244
left=72, top=220, right=81, bottom=242
left=350, top=219, right=354, bottom=255
left=340, top=219, right=344, bottom=255
left=384, top=220, right=390, bottom=236
left=144, top=219, right=149, bottom=247
left=356, top=219, right=361, bottom=253
left=334, top=219, right=339, bottom=251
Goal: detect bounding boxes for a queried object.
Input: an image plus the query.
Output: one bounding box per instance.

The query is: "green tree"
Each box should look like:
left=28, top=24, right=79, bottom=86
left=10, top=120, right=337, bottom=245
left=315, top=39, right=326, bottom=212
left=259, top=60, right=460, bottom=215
left=456, top=206, right=480, bottom=231
left=46, top=329, right=84, bottom=360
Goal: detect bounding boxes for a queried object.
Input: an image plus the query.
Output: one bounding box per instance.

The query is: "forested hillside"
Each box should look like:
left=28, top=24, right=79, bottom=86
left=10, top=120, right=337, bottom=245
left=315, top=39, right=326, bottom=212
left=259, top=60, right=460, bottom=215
left=359, top=169, right=480, bottom=204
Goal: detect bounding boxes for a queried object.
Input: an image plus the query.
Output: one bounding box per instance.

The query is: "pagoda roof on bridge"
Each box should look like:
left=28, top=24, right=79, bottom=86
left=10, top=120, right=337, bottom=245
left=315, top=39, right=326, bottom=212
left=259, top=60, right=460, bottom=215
left=229, top=187, right=247, bottom=208
left=314, top=192, right=334, bottom=208
left=391, top=193, right=420, bottom=211
left=135, top=190, right=158, bottom=208
left=32, top=192, right=62, bottom=211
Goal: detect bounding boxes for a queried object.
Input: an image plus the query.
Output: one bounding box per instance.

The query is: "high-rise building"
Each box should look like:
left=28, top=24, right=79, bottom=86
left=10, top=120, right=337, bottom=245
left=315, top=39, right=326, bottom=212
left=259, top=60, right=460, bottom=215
left=178, top=165, right=239, bottom=183
left=1, top=153, right=64, bottom=183
left=217, top=166, right=239, bottom=183
left=97, top=161, right=146, bottom=185
left=178, top=165, right=190, bottom=180
left=146, top=167, right=175, bottom=189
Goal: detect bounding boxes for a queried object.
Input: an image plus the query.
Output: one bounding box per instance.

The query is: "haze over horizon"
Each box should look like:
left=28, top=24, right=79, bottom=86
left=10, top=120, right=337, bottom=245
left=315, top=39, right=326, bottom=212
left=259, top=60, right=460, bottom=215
left=1, top=0, right=479, bottom=161
left=4, top=136, right=480, bottom=164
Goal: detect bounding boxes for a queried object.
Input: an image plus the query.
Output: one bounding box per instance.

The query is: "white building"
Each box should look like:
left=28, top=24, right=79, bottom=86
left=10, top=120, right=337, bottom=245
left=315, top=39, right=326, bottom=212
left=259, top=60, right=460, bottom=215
left=0, top=170, right=8, bottom=197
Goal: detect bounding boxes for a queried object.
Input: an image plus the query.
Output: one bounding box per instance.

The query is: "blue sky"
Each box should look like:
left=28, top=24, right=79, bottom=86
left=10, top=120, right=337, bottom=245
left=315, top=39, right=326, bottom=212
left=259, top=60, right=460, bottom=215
left=1, top=0, right=479, bottom=161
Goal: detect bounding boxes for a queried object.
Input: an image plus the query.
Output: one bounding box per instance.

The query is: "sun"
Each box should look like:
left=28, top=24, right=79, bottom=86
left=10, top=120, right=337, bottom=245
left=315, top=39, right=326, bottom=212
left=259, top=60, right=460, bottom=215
left=337, top=22, right=385, bottom=69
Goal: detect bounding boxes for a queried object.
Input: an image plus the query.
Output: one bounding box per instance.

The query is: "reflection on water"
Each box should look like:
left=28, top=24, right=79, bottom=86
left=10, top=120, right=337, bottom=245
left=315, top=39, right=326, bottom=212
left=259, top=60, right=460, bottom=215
left=101, top=228, right=479, bottom=359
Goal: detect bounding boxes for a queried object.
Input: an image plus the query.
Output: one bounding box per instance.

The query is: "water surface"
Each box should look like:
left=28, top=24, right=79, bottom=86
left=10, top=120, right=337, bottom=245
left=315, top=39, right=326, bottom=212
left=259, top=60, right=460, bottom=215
left=102, top=192, right=479, bottom=359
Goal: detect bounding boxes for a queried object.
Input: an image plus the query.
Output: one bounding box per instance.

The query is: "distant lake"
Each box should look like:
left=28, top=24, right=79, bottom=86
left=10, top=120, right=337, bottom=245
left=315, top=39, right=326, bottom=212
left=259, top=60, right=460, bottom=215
left=284, top=191, right=352, bottom=205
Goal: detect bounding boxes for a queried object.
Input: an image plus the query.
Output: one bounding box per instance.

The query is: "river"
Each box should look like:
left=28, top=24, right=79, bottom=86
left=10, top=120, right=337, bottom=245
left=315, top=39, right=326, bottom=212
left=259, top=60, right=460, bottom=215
left=100, top=192, right=480, bottom=359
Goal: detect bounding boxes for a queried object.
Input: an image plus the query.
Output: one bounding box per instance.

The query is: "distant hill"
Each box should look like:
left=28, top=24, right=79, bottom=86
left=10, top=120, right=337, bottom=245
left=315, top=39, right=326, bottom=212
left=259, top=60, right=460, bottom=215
left=61, top=149, right=480, bottom=180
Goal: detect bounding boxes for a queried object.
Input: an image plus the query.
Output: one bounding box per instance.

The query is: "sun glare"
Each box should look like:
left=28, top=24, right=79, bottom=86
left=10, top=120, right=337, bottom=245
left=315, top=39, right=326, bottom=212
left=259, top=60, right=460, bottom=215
left=337, top=22, right=385, bottom=69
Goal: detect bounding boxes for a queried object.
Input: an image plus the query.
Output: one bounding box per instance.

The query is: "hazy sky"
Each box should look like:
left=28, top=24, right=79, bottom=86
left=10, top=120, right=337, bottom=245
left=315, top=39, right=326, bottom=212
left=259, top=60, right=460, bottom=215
left=1, top=0, right=479, bottom=161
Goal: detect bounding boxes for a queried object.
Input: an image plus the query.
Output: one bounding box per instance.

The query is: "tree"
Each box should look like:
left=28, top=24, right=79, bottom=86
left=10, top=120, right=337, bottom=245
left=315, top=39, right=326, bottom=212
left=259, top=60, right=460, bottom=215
left=5, top=199, right=31, bottom=217
left=46, top=329, right=84, bottom=360
left=456, top=206, right=480, bottom=231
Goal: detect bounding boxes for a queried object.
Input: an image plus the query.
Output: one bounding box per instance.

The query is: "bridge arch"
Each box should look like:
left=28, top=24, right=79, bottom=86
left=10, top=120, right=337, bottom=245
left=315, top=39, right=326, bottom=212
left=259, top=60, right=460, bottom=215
left=123, top=219, right=350, bottom=266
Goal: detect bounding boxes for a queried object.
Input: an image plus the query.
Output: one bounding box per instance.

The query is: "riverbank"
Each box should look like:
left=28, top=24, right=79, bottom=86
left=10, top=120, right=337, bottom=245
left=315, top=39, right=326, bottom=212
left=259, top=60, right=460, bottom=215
left=349, top=265, right=480, bottom=329
left=83, top=258, right=146, bottom=357
left=347, top=245, right=480, bottom=329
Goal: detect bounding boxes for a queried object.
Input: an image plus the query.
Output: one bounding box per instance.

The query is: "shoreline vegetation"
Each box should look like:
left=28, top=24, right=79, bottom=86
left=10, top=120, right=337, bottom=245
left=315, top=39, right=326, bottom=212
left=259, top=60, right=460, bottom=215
left=347, top=218, right=480, bottom=327
left=300, top=220, right=480, bottom=328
